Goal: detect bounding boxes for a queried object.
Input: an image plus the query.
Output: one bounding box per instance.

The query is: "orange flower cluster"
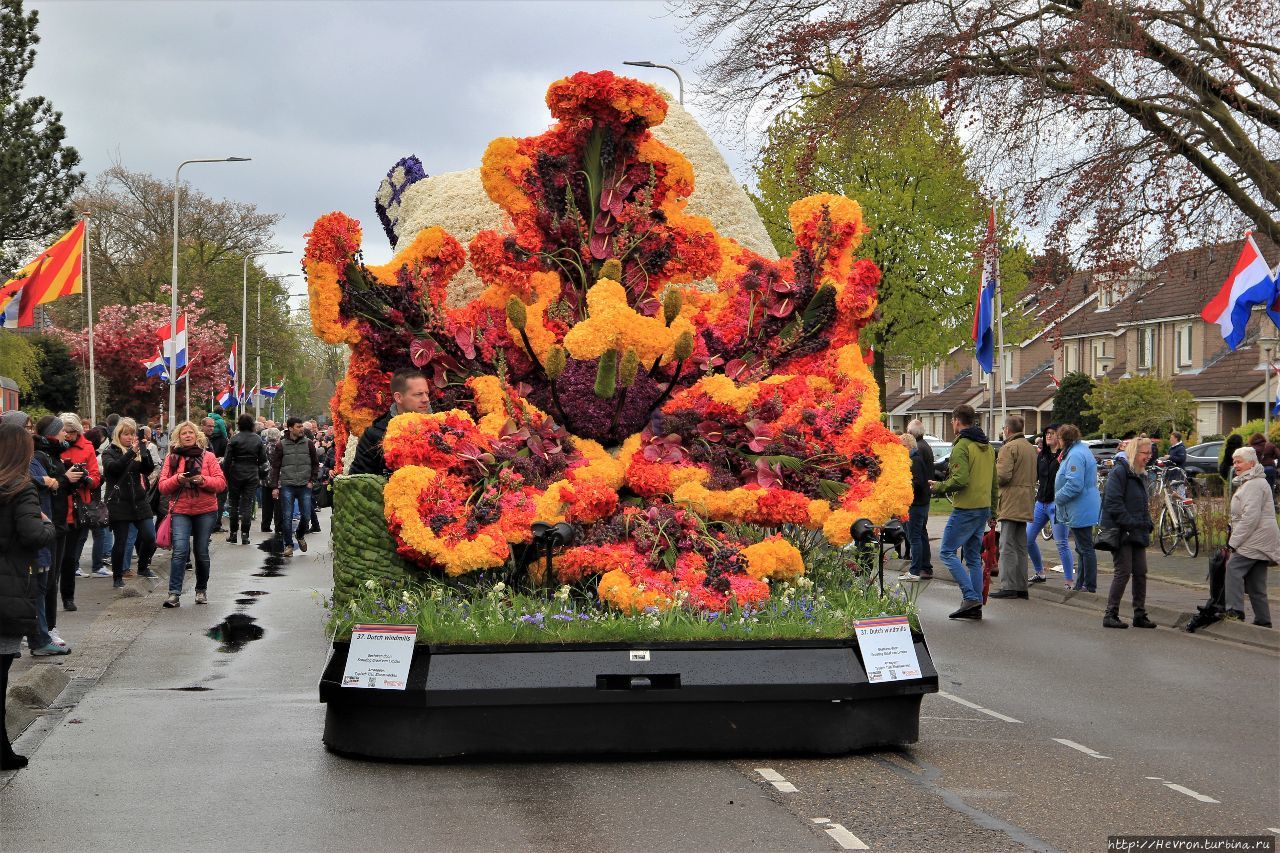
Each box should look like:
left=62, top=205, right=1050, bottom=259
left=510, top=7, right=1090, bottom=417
left=545, top=70, right=668, bottom=128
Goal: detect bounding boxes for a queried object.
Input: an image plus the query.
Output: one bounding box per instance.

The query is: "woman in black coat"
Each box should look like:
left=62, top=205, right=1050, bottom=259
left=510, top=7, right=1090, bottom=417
left=1101, top=437, right=1156, bottom=630
left=101, top=418, right=158, bottom=587
left=0, top=422, right=57, bottom=770
left=33, top=416, right=72, bottom=635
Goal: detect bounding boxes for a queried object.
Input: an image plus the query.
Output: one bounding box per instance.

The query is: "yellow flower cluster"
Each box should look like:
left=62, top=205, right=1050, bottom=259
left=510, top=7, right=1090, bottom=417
left=598, top=568, right=672, bottom=614
left=503, top=271, right=562, bottom=363
left=562, top=279, right=680, bottom=364
left=480, top=137, right=533, bottom=216
left=637, top=137, right=694, bottom=198
left=741, top=538, right=805, bottom=582
left=673, top=482, right=761, bottom=521
left=305, top=259, right=361, bottom=346
left=383, top=466, right=507, bottom=575
left=689, top=374, right=756, bottom=413
left=574, top=438, right=626, bottom=490
left=366, top=226, right=455, bottom=286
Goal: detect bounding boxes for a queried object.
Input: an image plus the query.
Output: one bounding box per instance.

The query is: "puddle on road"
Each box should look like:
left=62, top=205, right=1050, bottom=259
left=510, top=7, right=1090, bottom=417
left=251, top=556, right=287, bottom=578
left=207, top=613, right=265, bottom=652
left=235, top=598, right=257, bottom=605
left=240, top=590, right=269, bottom=596
left=166, top=685, right=213, bottom=692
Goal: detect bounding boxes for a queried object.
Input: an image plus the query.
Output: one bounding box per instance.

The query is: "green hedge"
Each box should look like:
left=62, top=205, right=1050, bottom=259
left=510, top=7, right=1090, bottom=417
left=330, top=474, right=419, bottom=609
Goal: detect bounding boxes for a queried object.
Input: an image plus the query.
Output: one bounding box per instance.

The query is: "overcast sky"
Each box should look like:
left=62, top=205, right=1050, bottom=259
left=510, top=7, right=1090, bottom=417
left=27, top=0, right=752, bottom=301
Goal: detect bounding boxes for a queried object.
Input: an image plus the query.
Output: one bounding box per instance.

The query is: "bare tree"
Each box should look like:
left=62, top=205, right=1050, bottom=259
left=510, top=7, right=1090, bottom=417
left=681, top=0, right=1279, bottom=265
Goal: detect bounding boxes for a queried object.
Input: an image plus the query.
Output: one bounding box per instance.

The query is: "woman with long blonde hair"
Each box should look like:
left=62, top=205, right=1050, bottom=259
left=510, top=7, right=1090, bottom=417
left=101, top=418, right=158, bottom=588
left=157, top=421, right=225, bottom=608
left=1100, top=437, right=1156, bottom=629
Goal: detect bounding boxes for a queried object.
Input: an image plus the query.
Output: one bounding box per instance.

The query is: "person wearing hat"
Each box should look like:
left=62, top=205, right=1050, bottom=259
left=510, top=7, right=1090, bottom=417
left=55, top=413, right=100, bottom=612
left=0, top=412, right=67, bottom=656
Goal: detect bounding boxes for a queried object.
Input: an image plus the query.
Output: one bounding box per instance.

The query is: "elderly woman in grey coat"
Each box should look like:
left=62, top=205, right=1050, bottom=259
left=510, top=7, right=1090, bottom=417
left=1226, top=446, right=1277, bottom=627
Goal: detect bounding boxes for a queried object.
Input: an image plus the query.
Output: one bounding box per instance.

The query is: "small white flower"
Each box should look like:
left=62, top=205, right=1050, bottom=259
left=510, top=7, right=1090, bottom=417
left=376, top=181, right=393, bottom=207
left=392, top=165, right=406, bottom=186
left=364, top=579, right=379, bottom=590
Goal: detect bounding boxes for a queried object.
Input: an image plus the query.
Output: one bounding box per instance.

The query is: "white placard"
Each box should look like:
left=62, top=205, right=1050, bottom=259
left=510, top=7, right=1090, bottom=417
left=629, top=650, right=651, bottom=662
left=853, top=616, right=921, bottom=683
left=341, top=624, right=417, bottom=690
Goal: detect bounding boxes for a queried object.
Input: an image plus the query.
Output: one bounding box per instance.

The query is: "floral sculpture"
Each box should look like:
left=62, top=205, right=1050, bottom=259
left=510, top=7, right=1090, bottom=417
left=305, top=71, right=910, bottom=614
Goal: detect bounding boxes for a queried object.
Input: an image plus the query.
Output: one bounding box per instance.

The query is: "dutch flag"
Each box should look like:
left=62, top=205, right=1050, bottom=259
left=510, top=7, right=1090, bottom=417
left=1201, top=233, right=1276, bottom=351
left=227, top=342, right=237, bottom=381
left=260, top=383, right=281, bottom=399
left=217, top=384, right=237, bottom=408
left=157, top=313, right=188, bottom=372
left=141, top=350, right=168, bottom=380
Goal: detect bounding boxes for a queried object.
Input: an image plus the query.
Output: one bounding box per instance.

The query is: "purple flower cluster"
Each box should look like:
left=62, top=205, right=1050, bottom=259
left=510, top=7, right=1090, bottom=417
left=375, top=155, right=429, bottom=247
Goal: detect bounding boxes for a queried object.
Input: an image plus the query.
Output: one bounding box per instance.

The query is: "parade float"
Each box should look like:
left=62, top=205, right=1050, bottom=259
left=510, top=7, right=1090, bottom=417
left=311, top=71, right=938, bottom=759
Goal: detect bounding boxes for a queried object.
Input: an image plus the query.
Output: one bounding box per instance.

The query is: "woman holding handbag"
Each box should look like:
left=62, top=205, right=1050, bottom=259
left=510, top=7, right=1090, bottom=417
left=0, top=422, right=57, bottom=770
left=101, top=418, right=158, bottom=588
left=1101, top=437, right=1156, bottom=629
left=158, top=421, right=226, bottom=608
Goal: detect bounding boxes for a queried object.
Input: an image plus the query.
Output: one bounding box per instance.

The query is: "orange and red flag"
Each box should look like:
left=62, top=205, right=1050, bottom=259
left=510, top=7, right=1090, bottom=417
left=0, top=221, right=85, bottom=327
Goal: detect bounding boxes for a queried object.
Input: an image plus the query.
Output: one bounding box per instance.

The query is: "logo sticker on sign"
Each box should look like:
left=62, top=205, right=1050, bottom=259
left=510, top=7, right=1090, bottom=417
left=629, top=650, right=651, bottom=662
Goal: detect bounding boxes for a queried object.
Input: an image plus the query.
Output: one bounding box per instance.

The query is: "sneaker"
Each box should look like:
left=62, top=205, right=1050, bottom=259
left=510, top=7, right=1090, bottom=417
left=122, top=570, right=136, bottom=579
left=282, top=547, right=294, bottom=558
left=48, top=629, right=68, bottom=647
left=917, top=571, right=933, bottom=580
left=989, top=589, right=1028, bottom=599
left=31, top=642, right=71, bottom=656
left=1029, top=575, right=1047, bottom=584
left=1224, top=609, right=1246, bottom=622
left=163, top=594, right=181, bottom=608
left=948, top=602, right=982, bottom=620
left=194, top=590, right=207, bottom=605
left=62, top=600, right=76, bottom=612
left=113, top=580, right=125, bottom=589
left=297, top=537, right=307, bottom=553
left=92, top=567, right=111, bottom=577
left=1254, top=619, right=1273, bottom=628
left=240, top=533, right=250, bottom=545
left=138, top=569, right=158, bottom=579
left=226, top=532, right=239, bottom=543
left=74, top=568, right=85, bottom=577
left=897, top=572, right=919, bottom=583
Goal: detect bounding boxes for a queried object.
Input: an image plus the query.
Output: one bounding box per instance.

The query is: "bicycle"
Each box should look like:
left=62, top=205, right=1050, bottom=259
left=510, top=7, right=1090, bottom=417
left=1150, top=460, right=1199, bottom=557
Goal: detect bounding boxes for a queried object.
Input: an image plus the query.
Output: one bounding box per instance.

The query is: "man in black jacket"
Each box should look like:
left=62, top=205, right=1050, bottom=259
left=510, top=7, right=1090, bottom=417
left=223, top=414, right=266, bottom=544
left=901, top=419, right=935, bottom=582
left=348, top=369, right=433, bottom=476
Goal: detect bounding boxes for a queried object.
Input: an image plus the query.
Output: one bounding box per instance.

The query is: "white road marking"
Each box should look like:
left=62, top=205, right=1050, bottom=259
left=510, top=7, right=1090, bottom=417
left=754, top=767, right=798, bottom=792
left=1145, top=776, right=1163, bottom=780
left=1266, top=827, right=1280, bottom=834
left=938, top=691, right=1023, bottom=723
left=1052, top=738, right=1112, bottom=759
left=824, top=824, right=870, bottom=850
left=810, top=818, right=830, bottom=824
left=1161, top=782, right=1219, bottom=804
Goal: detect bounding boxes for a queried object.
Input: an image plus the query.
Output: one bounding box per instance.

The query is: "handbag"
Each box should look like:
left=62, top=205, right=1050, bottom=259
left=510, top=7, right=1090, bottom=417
left=1094, top=525, right=1122, bottom=552
left=156, top=513, right=173, bottom=549
left=72, top=492, right=110, bottom=529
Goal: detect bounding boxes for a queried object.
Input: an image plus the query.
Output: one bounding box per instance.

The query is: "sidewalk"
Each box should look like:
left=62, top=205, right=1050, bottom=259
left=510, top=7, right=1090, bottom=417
left=920, top=514, right=1278, bottom=650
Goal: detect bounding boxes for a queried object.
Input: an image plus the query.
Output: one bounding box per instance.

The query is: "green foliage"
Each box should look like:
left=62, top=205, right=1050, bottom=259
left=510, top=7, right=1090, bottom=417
left=1086, top=376, right=1195, bottom=437
left=1051, top=371, right=1100, bottom=434
left=1227, top=419, right=1280, bottom=445
left=0, top=330, right=42, bottom=394
left=27, top=334, right=77, bottom=412
left=330, top=474, right=417, bottom=609
left=750, top=74, right=1032, bottom=407
left=0, top=0, right=84, bottom=278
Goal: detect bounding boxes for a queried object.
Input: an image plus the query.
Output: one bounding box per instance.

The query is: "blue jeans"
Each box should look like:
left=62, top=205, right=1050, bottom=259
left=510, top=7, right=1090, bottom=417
left=1027, top=501, right=1074, bottom=582
left=278, top=484, right=312, bottom=548
left=1071, top=527, right=1097, bottom=592
left=122, top=523, right=139, bottom=573
left=26, top=569, right=52, bottom=649
left=168, top=512, right=216, bottom=596
left=940, top=507, right=989, bottom=602
left=907, top=504, right=932, bottom=575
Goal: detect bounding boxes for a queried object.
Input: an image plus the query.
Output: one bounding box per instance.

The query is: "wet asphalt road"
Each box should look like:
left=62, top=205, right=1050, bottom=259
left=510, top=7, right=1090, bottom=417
left=2, top=529, right=1277, bottom=852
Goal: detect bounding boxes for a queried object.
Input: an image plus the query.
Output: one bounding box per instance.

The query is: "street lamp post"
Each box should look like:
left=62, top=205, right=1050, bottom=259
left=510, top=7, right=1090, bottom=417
left=258, top=273, right=300, bottom=417
left=623, top=60, right=684, bottom=104
left=243, top=251, right=292, bottom=418
left=169, top=156, right=250, bottom=431
left=1262, top=336, right=1279, bottom=438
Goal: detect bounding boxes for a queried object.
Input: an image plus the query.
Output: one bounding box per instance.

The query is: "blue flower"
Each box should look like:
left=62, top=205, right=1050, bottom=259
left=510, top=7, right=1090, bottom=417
left=520, top=612, right=545, bottom=627
left=552, top=613, right=575, bottom=622
left=397, top=604, right=409, bottom=615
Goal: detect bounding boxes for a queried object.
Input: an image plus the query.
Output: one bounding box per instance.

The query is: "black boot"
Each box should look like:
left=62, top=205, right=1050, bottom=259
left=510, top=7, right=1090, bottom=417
left=1131, top=611, right=1157, bottom=629
left=1103, top=609, right=1128, bottom=629
left=226, top=531, right=238, bottom=543
left=1, top=655, right=27, bottom=770
left=241, top=520, right=251, bottom=545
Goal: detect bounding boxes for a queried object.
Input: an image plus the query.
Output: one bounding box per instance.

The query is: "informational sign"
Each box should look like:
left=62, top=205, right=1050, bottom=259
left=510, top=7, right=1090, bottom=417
left=629, top=650, right=650, bottom=662
left=853, top=616, right=921, bottom=683
left=341, top=624, right=417, bottom=690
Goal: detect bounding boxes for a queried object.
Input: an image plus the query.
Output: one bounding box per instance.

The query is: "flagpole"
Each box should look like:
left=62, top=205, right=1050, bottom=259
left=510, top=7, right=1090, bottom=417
left=83, top=212, right=97, bottom=426
left=993, top=206, right=1007, bottom=429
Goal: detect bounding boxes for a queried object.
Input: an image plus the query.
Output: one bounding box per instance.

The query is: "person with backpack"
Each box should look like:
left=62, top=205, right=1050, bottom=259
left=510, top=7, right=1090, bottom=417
left=158, top=421, right=226, bottom=608
left=1100, top=437, right=1156, bottom=629
left=222, top=414, right=266, bottom=545
left=0, top=422, right=57, bottom=770
left=101, top=418, right=158, bottom=588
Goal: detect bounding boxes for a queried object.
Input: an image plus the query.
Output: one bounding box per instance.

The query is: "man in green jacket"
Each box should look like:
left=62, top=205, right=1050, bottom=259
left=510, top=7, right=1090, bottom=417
left=931, top=404, right=999, bottom=620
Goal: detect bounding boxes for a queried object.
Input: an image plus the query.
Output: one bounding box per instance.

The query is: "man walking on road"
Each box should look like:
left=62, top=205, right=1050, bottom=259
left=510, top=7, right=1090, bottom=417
left=269, top=417, right=319, bottom=559
left=901, top=418, right=935, bottom=582
left=931, top=404, right=999, bottom=620
left=991, top=415, right=1036, bottom=600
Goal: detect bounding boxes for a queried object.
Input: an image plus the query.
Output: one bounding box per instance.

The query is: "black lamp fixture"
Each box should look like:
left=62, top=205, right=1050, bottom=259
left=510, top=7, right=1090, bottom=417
left=850, top=517, right=907, bottom=592
left=529, top=521, right=577, bottom=589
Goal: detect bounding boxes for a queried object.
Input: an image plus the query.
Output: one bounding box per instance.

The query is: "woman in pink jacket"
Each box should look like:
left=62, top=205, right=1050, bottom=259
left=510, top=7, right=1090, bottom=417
left=158, top=421, right=226, bottom=608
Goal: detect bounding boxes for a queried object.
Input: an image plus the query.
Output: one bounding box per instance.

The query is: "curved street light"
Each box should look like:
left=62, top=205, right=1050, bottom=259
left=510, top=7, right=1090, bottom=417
left=169, top=156, right=251, bottom=429
left=623, top=60, right=684, bottom=104
left=242, top=250, right=292, bottom=416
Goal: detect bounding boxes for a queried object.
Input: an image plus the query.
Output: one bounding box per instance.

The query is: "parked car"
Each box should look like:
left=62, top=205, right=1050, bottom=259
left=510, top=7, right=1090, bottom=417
left=1084, top=439, right=1121, bottom=464
left=1183, top=441, right=1223, bottom=479
left=933, top=440, right=1003, bottom=481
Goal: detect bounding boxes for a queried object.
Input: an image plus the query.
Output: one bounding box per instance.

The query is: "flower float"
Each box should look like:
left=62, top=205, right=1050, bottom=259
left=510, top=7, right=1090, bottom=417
left=308, top=71, right=910, bottom=615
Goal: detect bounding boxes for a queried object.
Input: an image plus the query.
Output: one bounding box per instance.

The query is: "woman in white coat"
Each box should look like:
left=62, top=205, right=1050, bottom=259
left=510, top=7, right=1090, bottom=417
left=1226, top=446, right=1276, bottom=627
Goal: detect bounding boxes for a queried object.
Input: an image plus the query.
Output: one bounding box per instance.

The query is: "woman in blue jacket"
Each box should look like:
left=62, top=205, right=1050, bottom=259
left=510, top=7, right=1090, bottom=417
left=1053, top=424, right=1101, bottom=593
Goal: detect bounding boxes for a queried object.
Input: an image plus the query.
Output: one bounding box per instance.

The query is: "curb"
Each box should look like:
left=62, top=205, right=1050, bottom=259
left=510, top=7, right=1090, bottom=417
left=4, top=664, right=70, bottom=742
left=912, top=570, right=1279, bottom=652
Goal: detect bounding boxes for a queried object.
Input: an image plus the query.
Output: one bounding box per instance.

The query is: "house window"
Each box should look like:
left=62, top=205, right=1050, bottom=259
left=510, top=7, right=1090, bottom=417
left=1097, top=288, right=1111, bottom=309
left=1002, top=351, right=1013, bottom=383
left=1064, top=343, right=1077, bottom=374
left=1138, top=327, right=1155, bottom=369
left=1175, top=323, right=1193, bottom=367
left=1092, top=339, right=1108, bottom=376
left=930, top=366, right=939, bottom=389
left=899, top=371, right=907, bottom=388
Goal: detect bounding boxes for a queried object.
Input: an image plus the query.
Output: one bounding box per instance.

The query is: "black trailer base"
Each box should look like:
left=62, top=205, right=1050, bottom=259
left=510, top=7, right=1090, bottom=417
left=319, top=638, right=939, bottom=760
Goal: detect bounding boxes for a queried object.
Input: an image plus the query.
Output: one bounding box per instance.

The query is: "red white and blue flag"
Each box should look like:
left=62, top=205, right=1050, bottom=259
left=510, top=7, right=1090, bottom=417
left=141, top=349, right=168, bottom=381
left=259, top=383, right=281, bottom=399
left=227, top=342, right=237, bottom=381
left=972, top=208, right=998, bottom=374
left=157, top=313, right=188, bottom=372
left=217, top=384, right=238, bottom=408
left=1202, top=233, right=1275, bottom=350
